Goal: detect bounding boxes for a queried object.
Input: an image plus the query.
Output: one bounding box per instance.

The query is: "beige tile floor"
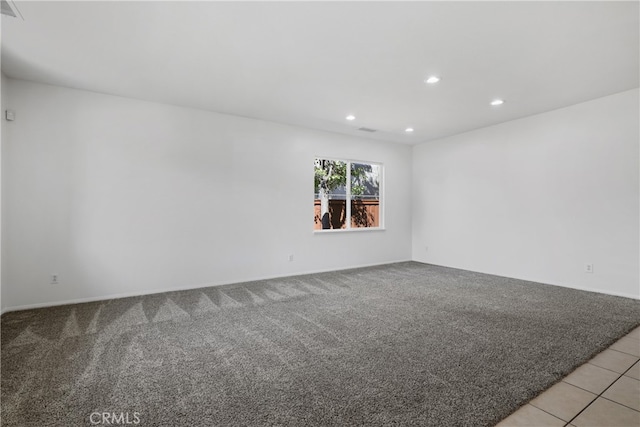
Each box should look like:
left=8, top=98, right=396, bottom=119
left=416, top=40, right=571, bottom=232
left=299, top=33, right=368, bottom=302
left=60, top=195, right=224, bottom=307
left=497, top=326, right=640, bottom=427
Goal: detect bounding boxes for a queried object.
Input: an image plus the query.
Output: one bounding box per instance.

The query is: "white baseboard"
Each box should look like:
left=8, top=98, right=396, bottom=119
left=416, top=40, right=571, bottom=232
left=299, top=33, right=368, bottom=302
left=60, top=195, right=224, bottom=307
left=411, top=259, right=640, bottom=300
left=0, top=259, right=413, bottom=315
left=7, top=258, right=632, bottom=315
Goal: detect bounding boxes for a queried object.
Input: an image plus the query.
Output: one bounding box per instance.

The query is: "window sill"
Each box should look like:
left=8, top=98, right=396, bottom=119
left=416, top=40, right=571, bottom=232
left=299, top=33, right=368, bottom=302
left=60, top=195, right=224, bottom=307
left=313, top=227, right=386, bottom=234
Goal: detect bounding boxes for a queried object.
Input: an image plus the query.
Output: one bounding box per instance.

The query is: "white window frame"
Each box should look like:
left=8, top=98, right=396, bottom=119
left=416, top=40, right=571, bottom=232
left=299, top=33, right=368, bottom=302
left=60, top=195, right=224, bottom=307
left=313, top=157, right=384, bottom=233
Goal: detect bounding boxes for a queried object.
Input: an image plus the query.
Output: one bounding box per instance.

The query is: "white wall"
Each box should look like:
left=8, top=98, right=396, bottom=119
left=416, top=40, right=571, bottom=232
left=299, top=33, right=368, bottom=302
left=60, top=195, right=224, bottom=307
left=0, top=72, right=7, bottom=311
left=412, top=89, right=640, bottom=299
left=1, top=78, right=412, bottom=311
left=3, top=78, right=638, bottom=312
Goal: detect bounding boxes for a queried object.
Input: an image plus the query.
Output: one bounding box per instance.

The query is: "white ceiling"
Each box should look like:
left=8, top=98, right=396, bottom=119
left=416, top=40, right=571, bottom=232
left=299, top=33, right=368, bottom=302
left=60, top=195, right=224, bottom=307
left=2, top=1, right=638, bottom=144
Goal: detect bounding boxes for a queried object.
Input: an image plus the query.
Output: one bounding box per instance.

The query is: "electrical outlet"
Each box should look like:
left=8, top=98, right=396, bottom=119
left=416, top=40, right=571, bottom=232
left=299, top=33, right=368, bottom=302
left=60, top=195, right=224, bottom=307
left=584, top=263, right=593, bottom=273
left=288, top=254, right=294, bottom=262
left=425, top=246, right=429, bottom=252
left=51, top=274, right=59, bottom=284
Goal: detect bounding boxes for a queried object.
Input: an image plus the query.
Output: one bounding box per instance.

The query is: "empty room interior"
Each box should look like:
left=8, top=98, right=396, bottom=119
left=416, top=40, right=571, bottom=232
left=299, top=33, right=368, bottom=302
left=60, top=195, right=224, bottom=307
left=1, top=1, right=639, bottom=426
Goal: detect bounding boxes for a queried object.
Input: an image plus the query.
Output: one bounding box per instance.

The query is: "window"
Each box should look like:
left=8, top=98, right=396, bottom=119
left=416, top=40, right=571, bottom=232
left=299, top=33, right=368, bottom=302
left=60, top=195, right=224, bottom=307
left=314, top=158, right=382, bottom=230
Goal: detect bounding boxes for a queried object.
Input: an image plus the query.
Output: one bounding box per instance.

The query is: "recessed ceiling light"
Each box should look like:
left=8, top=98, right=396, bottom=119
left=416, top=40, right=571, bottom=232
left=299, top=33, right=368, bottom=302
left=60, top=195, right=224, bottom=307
left=346, top=115, right=356, bottom=121
left=425, top=76, right=440, bottom=84
left=405, top=128, right=414, bottom=133
left=490, top=99, right=505, bottom=106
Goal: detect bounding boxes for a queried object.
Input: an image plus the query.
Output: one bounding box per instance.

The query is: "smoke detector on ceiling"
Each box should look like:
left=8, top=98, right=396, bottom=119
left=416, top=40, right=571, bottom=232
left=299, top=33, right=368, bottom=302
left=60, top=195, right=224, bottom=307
left=1, top=0, right=22, bottom=19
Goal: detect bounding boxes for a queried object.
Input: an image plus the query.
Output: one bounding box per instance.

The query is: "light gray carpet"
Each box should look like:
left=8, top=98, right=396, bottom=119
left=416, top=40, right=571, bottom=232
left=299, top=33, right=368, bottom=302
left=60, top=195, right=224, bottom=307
left=2, top=262, right=639, bottom=426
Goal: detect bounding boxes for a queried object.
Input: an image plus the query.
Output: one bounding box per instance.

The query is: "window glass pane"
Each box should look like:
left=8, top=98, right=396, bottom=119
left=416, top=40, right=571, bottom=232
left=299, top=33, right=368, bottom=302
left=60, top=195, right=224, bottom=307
left=314, top=159, right=347, bottom=229
left=350, top=162, right=380, bottom=228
